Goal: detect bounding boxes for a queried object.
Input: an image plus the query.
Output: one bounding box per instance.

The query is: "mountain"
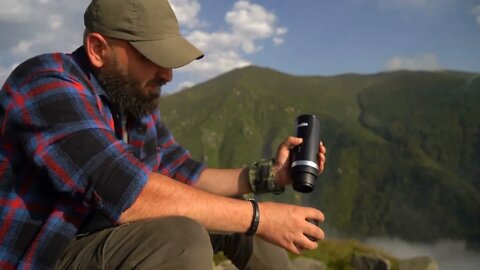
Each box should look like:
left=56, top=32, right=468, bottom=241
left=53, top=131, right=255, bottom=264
left=159, top=66, right=480, bottom=247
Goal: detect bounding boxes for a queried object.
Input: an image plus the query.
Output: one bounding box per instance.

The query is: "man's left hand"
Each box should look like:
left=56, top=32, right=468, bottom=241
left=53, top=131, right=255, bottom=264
left=273, top=137, right=326, bottom=187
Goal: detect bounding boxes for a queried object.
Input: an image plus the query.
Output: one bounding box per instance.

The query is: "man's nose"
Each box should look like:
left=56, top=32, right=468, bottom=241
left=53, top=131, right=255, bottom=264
left=157, top=67, right=173, bottom=83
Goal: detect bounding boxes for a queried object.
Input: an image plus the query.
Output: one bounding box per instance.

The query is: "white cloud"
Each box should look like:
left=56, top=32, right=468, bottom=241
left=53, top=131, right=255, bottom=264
left=178, top=81, right=195, bottom=90
left=11, top=40, right=34, bottom=56
left=169, top=0, right=207, bottom=30
left=386, top=53, right=442, bottom=71
left=48, top=15, right=63, bottom=30
left=180, top=50, right=251, bottom=79
left=226, top=1, right=276, bottom=38
left=10, top=31, right=63, bottom=57
left=273, top=37, right=284, bottom=45
left=0, top=0, right=90, bottom=82
left=276, top=27, right=288, bottom=36
left=273, top=27, right=288, bottom=45
left=184, top=1, right=287, bottom=56
left=225, top=0, right=286, bottom=53
left=0, top=0, right=287, bottom=93
left=0, top=0, right=34, bottom=22
left=473, top=5, right=480, bottom=25
left=0, top=0, right=86, bottom=22
left=180, top=30, right=252, bottom=82
left=174, top=1, right=287, bottom=90
left=187, top=30, right=242, bottom=53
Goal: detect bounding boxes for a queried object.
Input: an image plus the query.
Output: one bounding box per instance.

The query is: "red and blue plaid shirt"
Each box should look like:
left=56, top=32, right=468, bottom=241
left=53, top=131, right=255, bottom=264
left=0, top=47, right=205, bottom=269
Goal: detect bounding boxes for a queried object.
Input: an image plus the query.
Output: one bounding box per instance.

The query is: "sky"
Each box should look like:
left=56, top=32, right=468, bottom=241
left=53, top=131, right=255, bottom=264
left=0, top=0, right=479, bottom=94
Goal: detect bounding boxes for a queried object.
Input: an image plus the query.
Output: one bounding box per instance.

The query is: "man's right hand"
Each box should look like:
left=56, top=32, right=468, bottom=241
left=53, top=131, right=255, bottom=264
left=256, top=201, right=325, bottom=254
left=120, top=172, right=325, bottom=254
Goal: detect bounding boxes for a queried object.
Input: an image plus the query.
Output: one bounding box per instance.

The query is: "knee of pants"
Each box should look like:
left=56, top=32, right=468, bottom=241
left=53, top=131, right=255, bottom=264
left=56, top=217, right=214, bottom=270
left=141, top=216, right=213, bottom=263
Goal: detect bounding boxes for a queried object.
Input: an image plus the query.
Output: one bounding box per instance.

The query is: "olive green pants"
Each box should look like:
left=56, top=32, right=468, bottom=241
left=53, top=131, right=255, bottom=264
left=55, top=216, right=295, bottom=270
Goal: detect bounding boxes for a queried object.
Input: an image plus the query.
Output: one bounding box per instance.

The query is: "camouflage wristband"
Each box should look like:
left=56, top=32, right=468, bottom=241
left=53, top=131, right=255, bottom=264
left=248, top=159, right=285, bottom=194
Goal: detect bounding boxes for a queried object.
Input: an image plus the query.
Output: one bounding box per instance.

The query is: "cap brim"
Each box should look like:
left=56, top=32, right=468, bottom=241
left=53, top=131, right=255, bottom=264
left=130, top=36, right=203, bottom=69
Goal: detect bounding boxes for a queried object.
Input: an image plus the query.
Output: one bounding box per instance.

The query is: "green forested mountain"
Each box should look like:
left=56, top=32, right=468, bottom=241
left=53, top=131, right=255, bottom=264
left=160, top=66, right=480, bottom=247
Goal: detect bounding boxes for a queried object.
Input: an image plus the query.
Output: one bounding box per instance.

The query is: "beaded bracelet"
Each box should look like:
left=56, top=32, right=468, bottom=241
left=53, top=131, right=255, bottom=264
left=248, top=159, right=284, bottom=194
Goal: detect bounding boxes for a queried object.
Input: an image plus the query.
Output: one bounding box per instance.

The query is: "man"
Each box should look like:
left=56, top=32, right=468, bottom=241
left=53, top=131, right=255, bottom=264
left=0, top=0, right=326, bottom=269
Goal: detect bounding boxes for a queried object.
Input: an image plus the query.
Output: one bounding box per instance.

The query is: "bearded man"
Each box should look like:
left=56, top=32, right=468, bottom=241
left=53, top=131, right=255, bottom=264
left=0, top=0, right=326, bottom=269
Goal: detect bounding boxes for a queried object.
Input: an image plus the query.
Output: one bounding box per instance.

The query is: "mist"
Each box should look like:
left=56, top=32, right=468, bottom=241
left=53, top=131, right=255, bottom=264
left=364, top=238, right=480, bottom=270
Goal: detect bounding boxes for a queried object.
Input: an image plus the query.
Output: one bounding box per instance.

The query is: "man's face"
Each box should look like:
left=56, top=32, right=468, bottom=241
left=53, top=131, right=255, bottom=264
left=95, top=41, right=172, bottom=118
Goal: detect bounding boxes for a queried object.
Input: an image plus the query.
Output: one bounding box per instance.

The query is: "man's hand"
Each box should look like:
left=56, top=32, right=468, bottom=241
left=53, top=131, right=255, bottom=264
left=273, top=136, right=326, bottom=187
left=256, top=201, right=325, bottom=254
left=121, top=170, right=327, bottom=254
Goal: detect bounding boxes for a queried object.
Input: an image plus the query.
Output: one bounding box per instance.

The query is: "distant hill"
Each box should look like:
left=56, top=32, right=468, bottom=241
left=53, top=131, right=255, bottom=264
left=160, top=66, right=480, bottom=247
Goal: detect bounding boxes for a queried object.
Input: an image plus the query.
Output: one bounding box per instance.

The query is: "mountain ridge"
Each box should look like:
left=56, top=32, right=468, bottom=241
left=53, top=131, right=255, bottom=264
left=160, top=66, right=480, bottom=247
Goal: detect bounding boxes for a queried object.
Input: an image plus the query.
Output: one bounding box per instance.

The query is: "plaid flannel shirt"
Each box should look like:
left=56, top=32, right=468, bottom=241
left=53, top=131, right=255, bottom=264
left=0, top=47, right=205, bottom=269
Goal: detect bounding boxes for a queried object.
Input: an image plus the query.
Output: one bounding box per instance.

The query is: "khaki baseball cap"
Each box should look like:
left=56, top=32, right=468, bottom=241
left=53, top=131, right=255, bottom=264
left=84, top=0, right=203, bottom=68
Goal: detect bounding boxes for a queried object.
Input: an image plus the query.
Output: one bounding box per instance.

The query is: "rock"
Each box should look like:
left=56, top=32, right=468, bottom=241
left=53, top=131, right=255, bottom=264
left=213, top=260, right=237, bottom=270
left=351, top=252, right=391, bottom=270
left=291, top=257, right=327, bottom=270
left=398, top=256, right=438, bottom=270
left=214, top=257, right=328, bottom=270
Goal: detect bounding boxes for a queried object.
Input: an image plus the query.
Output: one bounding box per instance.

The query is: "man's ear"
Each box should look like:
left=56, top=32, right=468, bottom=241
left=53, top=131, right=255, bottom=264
left=85, top=32, right=110, bottom=68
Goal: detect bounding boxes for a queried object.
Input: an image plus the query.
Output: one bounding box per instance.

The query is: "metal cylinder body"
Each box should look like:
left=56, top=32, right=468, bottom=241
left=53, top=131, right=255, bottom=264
left=291, top=114, right=321, bottom=193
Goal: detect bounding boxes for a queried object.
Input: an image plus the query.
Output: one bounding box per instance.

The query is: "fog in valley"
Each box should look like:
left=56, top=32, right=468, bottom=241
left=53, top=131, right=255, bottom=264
left=364, top=238, right=480, bottom=270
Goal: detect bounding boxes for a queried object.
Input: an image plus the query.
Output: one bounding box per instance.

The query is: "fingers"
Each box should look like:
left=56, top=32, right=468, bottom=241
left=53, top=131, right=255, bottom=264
left=318, top=141, right=326, bottom=173
left=296, top=236, right=319, bottom=250
left=319, top=141, right=326, bottom=154
left=293, top=218, right=325, bottom=252
left=274, top=136, right=303, bottom=169
left=292, top=229, right=323, bottom=251
left=286, top=242, right=302, bottom=255
left=291, top=208, right=325, bottom=251
left=279, top=137, right=325, bottom=154
left=303, top=209, right=325, bottom=244
left=257, top=201, right=326, bottom=255
left=304, top=220, right=325, bottom=242
left=279, top=136, right=303, bottom=151
left=307, top=207, right=325, bottom=223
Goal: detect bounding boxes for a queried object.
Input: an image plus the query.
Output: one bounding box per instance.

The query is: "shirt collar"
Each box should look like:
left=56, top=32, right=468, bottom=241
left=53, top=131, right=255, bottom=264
left=71, top=46, right=110, bottom=101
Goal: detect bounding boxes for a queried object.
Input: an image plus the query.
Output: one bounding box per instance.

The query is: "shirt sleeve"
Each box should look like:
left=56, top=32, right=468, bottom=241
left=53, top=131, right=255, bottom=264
left=152, top=110, right=205, bottom=185
left=3, top=68, right=150, bottom=222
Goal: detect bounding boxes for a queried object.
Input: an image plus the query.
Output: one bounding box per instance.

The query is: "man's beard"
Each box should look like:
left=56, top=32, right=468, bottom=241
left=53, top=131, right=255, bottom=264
left=95, top=55, right=162, bottom=118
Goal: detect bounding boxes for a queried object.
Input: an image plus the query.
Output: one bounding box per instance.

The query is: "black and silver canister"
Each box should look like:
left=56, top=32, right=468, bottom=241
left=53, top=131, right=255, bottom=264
left=291, top=114, right=321, bottom=193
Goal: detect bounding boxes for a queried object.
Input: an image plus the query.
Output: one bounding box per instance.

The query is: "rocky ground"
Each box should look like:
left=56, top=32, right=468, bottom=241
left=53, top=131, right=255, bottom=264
left=214, top=255, right=437, bottom=270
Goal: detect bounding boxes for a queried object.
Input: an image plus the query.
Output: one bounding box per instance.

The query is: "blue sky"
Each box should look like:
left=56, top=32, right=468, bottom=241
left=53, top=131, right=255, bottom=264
left=1, top=0, right=479, bottom=93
